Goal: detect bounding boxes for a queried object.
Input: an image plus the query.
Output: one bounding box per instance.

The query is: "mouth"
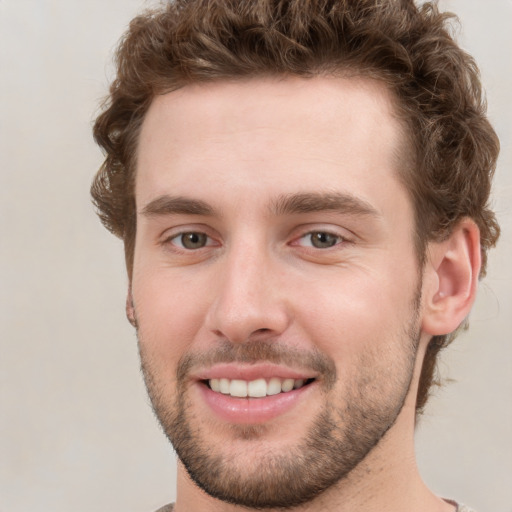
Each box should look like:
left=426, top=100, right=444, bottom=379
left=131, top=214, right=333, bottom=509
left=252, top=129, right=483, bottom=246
left=205, top=377, right=315, bottom=398
left=193, top=363, right=319, bottom=424
left=194, top=370, right=317, bottom=424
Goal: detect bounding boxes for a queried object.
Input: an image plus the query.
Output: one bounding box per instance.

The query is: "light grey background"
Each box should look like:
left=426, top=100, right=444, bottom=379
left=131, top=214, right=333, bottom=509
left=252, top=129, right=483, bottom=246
left=0, top=1, right=510, bottom=511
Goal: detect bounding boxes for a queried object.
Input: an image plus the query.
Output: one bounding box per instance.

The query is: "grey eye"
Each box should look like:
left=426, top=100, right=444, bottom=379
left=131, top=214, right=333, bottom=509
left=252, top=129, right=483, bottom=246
left=179, top=232, right=208, bottom=249
left=309, top=232, right=339, bottom=249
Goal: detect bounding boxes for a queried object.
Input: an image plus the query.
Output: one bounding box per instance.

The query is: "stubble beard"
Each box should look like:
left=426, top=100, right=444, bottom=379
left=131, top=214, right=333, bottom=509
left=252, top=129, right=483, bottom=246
left=138, top=295, right=422, bottom=509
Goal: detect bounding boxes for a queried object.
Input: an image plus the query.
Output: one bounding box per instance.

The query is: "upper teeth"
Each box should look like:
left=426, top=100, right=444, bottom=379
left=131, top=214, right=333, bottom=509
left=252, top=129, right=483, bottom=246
left=209, top=377, right=306, bottom=398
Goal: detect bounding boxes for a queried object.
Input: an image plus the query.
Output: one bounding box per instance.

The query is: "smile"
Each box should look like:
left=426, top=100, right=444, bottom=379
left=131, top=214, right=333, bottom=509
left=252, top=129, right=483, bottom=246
left=208, top=377, right=313, bottom=398
left=194, top=363, right=319, bottom=423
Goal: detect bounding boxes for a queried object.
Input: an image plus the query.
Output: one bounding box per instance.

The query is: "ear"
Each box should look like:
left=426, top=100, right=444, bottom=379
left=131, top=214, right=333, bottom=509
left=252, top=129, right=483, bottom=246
left=126, top=286, right=138, bottom=328
left=421, top=218, right=481, bottom=336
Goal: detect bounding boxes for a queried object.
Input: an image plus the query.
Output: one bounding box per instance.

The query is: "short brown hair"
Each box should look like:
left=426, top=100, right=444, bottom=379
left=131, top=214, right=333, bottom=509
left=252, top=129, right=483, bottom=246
left=91, top=0, right=500, bottom=413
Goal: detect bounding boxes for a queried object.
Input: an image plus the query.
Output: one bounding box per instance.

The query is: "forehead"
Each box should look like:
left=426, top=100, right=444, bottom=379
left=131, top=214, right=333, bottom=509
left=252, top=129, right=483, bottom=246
left=136, top=76, right=408, bottom=216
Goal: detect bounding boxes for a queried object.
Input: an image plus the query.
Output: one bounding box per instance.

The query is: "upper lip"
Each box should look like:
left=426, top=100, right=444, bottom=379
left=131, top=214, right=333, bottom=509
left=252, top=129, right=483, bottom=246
left=193, top=363, right=317, bottom=382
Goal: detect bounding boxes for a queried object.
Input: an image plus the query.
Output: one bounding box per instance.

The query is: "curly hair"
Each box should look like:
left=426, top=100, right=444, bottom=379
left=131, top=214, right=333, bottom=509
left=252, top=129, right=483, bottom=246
left=91, top=0, right=500, bottom=413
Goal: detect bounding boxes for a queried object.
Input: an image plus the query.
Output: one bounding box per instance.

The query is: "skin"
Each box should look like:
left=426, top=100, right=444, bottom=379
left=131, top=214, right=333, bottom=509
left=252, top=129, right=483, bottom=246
left=128, top=76, right=480, bottom=512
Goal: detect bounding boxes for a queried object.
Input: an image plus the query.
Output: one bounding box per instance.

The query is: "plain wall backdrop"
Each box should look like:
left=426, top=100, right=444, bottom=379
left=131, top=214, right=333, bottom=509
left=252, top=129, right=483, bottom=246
left=0, top=1, right=511, bottom=511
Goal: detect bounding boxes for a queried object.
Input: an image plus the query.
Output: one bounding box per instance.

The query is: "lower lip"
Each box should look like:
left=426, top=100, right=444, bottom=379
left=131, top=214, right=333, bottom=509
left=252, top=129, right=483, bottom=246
left=197, top=382, right=314, bottom=424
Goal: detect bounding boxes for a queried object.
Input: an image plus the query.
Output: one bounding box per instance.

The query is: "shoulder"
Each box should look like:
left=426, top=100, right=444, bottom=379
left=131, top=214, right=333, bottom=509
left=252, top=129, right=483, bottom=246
left=457, top=506, right=477, bottom=512
left=154, top=505, right=174, bottom=512
left=445, top=499, right=477, bottom=512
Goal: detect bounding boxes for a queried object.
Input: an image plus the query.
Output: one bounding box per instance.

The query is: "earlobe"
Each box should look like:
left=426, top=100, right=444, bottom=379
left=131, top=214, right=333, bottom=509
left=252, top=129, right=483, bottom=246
left=421, top=219, right=481, bottom=336
left=126, top=286, right=138, bottom=328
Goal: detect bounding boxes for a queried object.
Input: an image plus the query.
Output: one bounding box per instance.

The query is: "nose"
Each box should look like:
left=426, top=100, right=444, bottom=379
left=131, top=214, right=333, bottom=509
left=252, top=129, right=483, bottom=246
left=204, top=243, right=291, bottom=344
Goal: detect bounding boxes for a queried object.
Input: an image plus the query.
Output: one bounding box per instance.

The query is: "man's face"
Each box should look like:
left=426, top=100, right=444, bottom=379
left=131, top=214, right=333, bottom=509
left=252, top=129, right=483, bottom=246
left=131, top=77, right=426, bottom=508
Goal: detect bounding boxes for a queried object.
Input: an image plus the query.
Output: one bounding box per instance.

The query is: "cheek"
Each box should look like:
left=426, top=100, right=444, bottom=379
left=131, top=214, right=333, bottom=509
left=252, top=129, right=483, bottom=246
left=133, top=270, right=211, bottom=362
left=292, top=264, right=418, bottom=358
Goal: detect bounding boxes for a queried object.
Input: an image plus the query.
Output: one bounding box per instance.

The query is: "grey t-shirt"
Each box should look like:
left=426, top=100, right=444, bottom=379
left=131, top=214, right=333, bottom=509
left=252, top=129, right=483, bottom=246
left=453, top=503, right=477, bottom=512
left=154, top=505, right=174, bottom=512
left=155, top=502, right=476, bottom=511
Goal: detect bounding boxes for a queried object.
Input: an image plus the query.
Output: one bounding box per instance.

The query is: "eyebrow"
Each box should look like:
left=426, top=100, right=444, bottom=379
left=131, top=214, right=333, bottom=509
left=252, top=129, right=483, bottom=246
left=140, top=195, right=215, bottom=217
left=140, top=192, right=380, bottom=219
left=271, top=192, right=380, bottom=218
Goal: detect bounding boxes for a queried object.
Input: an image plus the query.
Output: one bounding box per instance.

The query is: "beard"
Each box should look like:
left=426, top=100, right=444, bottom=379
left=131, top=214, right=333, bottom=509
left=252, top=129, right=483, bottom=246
left=138, top=291, right=422, bottom=509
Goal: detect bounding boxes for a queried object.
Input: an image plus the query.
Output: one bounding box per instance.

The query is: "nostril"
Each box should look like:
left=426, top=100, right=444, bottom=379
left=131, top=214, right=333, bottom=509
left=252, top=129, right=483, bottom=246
left=255, top=328, right=271, bottom=334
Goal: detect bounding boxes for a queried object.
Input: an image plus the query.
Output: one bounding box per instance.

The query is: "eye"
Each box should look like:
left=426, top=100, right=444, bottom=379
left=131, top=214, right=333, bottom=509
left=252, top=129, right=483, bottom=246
left=298, top=231, right=343, bottom=249
left=170, top=232, right=211, bottom=250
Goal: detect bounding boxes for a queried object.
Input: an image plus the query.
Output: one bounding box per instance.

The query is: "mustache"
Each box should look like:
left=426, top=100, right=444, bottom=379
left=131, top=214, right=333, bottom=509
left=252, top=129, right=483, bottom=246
left=176, top=340, right=337, bottom=389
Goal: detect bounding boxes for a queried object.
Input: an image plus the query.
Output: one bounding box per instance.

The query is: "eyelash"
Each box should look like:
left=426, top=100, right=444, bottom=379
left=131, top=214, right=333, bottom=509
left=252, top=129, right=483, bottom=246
left=294, top=230, right=347, bottom=249
left=162, top=229, right=349, bottom=252
left=164, top=231, right=217, bottom=250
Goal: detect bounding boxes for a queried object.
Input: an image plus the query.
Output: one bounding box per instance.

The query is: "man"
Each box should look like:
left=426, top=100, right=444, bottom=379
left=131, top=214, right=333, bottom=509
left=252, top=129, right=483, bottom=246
left=91, top=1, right=499, bottom=511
